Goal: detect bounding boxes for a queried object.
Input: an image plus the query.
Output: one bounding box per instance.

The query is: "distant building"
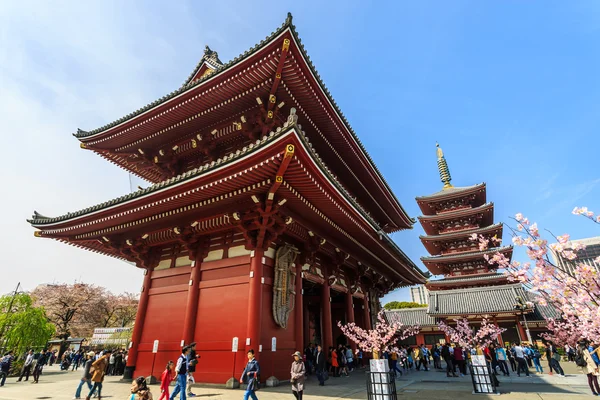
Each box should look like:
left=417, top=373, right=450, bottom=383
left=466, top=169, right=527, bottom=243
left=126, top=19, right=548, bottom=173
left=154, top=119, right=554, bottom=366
left=550, top=236, right=600, bottom=275
left=90, top=327, right=132, bottom=347
left=410, top=285, right=429, bottom=305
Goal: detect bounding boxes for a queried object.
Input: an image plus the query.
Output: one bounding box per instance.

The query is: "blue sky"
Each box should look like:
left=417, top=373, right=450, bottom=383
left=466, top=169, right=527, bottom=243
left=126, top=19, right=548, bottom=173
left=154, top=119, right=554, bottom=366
left=0, top=1, right=598, bottom=300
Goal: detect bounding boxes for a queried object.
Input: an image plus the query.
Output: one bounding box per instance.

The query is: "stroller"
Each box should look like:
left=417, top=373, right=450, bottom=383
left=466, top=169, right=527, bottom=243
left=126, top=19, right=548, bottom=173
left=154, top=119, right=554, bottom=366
left=60, top=358, right=70, bottom=371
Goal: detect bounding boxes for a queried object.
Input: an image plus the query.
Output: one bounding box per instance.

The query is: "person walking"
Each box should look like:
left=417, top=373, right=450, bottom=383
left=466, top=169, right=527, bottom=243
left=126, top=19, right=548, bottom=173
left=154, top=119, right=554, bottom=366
left=577, top=341, right=600, bottom=396
left=186, top=342, right=198, bottom=398
left=496, top=345, right=510, bottom=376
left=432, top=344, right=442, bottom=369
left=18, top=350, right=34, bottom=382
left=530, top=345, right=543, bottom=374
left=107, top=352, right=115, bottom=376
left=442, top=343, right=457, bottom=377
left=545, top=341, right=565, bottom=377
left=170, top=346, right=190, bottom=400
left=315, top=345, right=326, bottom=386
left=0, top=351, right=14, bottom=387
left=290, top=351, right=305, bottom=400
left=454, top=344, right=465, bottom=376
left=506, top=346, right=517, bottom=373
left=330, top=347, right=339, bottom=377
left=419, top=344, right=429, bottom=371
left=240, top=349, right=260, bottom=400
left=86, top=349, right=111, bottom=400
left=72, top=351, right=82, bottom=372
left=74, top=351, right=95, bottom=399
left=159, top=361, right=175, bottom=400
left=345, top=346, right=354, bottom=372
left=513, top=343, right=530, bottom=377
left=304, top=344, right=314, bottom=376
left=32, top=349, right=47, bottom=384
left=130, top=376, right=153, bottom=400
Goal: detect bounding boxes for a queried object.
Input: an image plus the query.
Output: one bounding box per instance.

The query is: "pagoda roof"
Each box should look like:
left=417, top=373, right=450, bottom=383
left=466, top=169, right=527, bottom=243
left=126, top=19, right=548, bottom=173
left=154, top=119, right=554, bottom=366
left=385, top=308, right=439, bottom=327
left=418, top=202, right=494, bottom=236
left=419, top=223, right=503, bottom=256
left=72, top=13, right=413, bottom=233
left=183, top=45, right=224, bottom=85
left=425, top=272, right=509, bottom=290
left=416, top=183, right=486, bottom=202
left=421, top=245, right=513, bottom=275
left=31, top=122, right=426, bottom=286
left=428, top=283, right=532, bottom=316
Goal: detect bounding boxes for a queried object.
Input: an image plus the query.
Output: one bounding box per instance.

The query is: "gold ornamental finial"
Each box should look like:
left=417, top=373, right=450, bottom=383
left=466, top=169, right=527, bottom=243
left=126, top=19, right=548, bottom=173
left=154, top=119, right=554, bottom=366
left=436, top=143, right=453, bottom=189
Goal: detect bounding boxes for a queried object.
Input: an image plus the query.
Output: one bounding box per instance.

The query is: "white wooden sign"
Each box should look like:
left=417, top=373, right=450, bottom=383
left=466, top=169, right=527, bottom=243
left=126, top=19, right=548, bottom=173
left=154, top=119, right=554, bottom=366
left=271, top=337, right=277, bottom=352
left=152, top=340, right=159, bottom=354
left=232, top=337, right=239, bottom=353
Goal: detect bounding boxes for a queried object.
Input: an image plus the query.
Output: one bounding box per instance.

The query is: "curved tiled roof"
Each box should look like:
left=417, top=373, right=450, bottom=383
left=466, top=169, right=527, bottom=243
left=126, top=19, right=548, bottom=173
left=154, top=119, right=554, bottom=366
left=421, top=245, right=513, bottom=262
left=428, top=283, right=529, bottom=315
left=416, top=183, right=486, bottom=201
left=418, top=202, right=494, bottom=222
left=419, top=223, right=503, bottom=241
left=385, top=308, right=439, bottom=327
left=426, top=272, right=507, bottom=285
left=73, top=12, right=414, bottom=228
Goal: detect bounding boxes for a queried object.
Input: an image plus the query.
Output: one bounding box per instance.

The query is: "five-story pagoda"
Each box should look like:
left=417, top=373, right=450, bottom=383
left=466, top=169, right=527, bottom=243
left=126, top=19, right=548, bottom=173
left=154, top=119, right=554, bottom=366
left=27, top=14, right=426, bottom=383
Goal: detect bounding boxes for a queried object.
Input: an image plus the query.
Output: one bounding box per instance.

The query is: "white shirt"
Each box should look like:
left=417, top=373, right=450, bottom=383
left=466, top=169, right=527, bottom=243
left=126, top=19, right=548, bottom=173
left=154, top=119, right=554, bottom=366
left=24, top=354, right=34, bottom=366
left=514, top=346, right=525, bottom=358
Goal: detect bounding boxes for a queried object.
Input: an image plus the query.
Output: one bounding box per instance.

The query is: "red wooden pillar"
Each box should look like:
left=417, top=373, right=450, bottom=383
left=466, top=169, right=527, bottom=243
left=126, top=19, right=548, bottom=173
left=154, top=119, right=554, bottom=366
left=345, top=291, right=356, bottom=353
left=124, top=268, right=152, bottom=379
left=246, top=249, right=264, bottom=356
left=295, top=264, right=304, bottom=351
left=182, top=254, right=203, bottom=345
left=321, top=275, right=333, bottom=351
left=516, top=317, right=527, bottom=343
left=363, top=294, right=372, bottom=330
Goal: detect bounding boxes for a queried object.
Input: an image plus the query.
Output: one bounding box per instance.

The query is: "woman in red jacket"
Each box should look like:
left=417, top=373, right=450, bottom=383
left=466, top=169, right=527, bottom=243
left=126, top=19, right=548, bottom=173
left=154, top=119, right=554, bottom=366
left=158, top=361, right=174, bottom=400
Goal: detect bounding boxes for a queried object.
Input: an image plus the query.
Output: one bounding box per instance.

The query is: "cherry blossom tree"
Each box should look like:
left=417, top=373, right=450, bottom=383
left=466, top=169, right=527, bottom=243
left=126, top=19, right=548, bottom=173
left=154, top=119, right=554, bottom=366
left=438, top=317, right=505, bottom=348
left=337, top=310, right=420, bottom=358
left=472, top=207, right=600, bottom=346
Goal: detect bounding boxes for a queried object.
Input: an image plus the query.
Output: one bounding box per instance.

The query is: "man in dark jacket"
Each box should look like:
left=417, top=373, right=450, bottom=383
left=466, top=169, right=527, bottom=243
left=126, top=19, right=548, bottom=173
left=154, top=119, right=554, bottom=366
left=32, top=349, right=47, bottom=383
left=187, top=342, right=199, bottom=397
left=0, top=351, right=14, bottom=387
left=315, top=345, right=326, bottom=386
left=441, top=344, right=457, bottom=377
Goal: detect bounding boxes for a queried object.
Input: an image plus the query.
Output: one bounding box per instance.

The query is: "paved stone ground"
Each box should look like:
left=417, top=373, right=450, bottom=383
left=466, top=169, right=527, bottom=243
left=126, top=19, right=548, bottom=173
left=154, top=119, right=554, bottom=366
left=0, top=361, right=597, bottom=399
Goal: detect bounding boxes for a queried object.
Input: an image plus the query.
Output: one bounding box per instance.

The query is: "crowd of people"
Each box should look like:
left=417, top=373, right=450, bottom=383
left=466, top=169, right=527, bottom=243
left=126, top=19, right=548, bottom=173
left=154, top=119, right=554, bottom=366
left=4, top=337, right=600, bottom=398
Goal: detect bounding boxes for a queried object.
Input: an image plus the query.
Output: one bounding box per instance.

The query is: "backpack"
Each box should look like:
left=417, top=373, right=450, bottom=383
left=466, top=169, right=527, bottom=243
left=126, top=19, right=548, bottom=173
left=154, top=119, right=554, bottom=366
left=575, top=352, right=587, bottom=367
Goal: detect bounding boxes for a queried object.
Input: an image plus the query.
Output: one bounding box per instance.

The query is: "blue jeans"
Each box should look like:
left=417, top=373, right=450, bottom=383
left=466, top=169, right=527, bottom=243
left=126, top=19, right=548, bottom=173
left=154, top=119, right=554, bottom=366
left=533, top=358, right=543, bottom=373
left=88, top=382, right=102, bottom=398
left=243, top=389, right=258, bottom=400
left=75, top=379, right=93, bottom=398
left=170, top=374, right=187, bottom=400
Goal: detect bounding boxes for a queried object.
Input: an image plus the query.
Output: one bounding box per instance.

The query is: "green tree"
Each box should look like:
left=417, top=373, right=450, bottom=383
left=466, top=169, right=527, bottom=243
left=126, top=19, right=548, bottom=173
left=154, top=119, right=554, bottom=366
left=383, top=301, right=427, bottom=310
left=0, top=293, right=55, bottom=355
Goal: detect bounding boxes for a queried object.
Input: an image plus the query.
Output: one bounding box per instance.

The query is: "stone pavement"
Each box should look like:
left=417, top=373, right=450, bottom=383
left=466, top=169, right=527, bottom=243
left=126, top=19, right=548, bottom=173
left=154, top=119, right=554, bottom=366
left=0, top=362, right=597, bottom=399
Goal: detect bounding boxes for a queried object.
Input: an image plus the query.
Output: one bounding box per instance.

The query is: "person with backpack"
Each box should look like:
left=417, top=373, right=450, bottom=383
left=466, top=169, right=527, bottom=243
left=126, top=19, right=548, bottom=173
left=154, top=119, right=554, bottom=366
left=74, top=351, right=95, bottom=399
left=529, top=345, right=543, bottom=374
left=170, top=346, right=190, bottom=400
left=0, top=351, right=14, bottom=387
left=577, top=341, right=600, bottom=396
left=240, top=349, right=260, bottom=400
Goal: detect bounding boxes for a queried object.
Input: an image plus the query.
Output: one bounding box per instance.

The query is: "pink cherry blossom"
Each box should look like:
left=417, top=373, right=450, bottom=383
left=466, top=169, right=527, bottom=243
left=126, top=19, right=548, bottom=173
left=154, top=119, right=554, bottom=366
left=471, top=209, right=600, bottom=346
left=337, top=310, right=420, bottom=357
left=438, top=317, right=505, bottom=348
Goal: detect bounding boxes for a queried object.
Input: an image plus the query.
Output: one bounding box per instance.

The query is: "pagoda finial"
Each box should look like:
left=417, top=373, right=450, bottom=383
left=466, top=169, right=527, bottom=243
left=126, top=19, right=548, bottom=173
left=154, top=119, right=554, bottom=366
left=436, top=142, right=453, bottom=189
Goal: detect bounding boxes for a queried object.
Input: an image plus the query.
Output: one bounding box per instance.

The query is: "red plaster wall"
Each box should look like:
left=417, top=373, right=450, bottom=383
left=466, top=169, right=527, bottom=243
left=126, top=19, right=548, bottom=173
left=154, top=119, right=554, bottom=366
left=193, top=255, right=251, bottom=384
left=136, top=290, right=188, bottom=378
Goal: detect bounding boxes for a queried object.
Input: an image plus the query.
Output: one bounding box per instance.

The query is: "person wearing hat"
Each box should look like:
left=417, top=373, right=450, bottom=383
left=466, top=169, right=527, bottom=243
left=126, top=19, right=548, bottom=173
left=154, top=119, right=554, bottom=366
left=290, top=351, right=306, bottom=400
left=74, top=351, right=96, bottom=399
left=170, top=345, right=190, bottom=400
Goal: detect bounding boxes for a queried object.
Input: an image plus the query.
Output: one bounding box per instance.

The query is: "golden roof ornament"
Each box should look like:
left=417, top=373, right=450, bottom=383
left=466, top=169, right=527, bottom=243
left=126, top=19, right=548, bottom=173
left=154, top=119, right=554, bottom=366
left=436, top=142, right=453, bottom=189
